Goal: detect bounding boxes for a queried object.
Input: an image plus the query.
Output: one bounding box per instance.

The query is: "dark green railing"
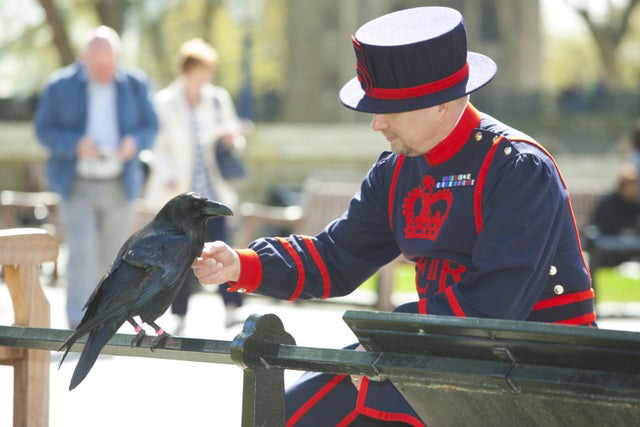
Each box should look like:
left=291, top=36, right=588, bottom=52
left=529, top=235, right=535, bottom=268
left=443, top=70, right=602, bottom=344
left=3, top=311, right=640, bottom=426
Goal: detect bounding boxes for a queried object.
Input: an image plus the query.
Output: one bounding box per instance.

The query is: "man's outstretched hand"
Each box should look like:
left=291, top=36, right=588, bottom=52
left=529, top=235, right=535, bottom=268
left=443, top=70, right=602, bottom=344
left=192, top=241, right=241, bottom=285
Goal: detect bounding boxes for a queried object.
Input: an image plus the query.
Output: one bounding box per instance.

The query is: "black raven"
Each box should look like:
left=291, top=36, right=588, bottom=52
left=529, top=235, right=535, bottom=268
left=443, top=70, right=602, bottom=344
left=58, top=192, right=233, bottom=390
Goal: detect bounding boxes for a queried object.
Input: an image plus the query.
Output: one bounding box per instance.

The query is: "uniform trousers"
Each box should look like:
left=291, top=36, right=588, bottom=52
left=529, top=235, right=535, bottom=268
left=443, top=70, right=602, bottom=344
left=285, top=344, right=426, bottom=426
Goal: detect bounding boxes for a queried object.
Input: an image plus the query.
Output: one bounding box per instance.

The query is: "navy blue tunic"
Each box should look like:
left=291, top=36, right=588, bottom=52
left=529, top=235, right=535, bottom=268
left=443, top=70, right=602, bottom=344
left=229, top=104, right=595, bottom=426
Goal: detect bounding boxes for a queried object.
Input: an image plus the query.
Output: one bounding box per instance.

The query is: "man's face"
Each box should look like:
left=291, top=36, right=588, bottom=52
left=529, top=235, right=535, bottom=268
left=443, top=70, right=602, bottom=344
left=370, top=105, right=446, bottom=157
left=84, top=40, right=117, bottom=83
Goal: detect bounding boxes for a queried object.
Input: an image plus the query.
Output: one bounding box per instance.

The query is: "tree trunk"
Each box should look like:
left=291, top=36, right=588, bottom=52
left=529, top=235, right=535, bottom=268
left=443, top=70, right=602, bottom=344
left=200, top=0, right=219, bottom=44
left=37, top=0, right=75, bottom=65
left=94, top=0, right=129, bottom=34
left=571, top=0, right=640, bottom=88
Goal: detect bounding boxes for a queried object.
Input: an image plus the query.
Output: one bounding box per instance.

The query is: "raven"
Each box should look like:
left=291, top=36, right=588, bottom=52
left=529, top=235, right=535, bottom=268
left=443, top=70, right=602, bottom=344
left=58, top=192, right=233, bottom=390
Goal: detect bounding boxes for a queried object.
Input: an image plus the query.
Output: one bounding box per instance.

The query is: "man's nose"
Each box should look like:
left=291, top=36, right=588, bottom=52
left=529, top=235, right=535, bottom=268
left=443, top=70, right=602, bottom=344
left=370, top=114, right=388, bottom=131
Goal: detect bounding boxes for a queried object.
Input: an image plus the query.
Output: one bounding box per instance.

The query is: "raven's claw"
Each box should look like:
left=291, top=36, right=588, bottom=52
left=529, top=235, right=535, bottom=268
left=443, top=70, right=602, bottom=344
left=130, top=330, right=146, bottom=348
left=149, top=332, right=171, bottom=351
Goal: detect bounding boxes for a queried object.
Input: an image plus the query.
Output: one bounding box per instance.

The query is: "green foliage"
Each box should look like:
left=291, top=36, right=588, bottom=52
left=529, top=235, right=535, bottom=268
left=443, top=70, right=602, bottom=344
left=0, top=0, right=287, bottom=99
left=543, top=1, right=640, bottom=90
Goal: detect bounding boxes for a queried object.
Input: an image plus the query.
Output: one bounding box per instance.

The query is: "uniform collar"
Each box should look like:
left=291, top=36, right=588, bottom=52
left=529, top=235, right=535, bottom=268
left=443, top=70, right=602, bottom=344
left=424, top=103, right=481, bottom=166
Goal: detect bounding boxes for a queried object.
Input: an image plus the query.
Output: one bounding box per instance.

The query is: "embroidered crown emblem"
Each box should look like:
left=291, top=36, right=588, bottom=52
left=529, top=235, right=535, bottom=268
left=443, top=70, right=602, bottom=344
left=402, top=175, right=453, bottom=240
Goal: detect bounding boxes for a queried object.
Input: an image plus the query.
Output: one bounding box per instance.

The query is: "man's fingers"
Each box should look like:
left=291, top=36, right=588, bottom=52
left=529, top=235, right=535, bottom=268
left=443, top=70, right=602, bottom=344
left=192, top=258, right=222, bottom=274
left=202, top=241, right=230, bottom=257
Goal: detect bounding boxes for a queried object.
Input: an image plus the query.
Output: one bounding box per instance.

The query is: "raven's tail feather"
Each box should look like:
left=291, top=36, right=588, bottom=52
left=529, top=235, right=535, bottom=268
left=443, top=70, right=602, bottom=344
left=68, top=320, right=120, bottom=390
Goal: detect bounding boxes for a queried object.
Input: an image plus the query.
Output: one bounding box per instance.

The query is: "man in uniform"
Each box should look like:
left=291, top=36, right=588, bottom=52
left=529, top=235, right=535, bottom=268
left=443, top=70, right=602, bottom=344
left=193, top=7, right=595, bottom=426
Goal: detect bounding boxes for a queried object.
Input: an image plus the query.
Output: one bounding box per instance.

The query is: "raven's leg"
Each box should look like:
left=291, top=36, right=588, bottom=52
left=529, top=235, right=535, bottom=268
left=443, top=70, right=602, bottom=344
left=148, top=321, right=172, bottom=351
left=128, top=318, right=146, bottom=348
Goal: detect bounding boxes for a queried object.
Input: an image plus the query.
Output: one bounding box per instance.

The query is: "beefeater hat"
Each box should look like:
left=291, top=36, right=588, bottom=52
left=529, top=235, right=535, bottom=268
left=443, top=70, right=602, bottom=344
left=339, top=7, right=497, bottom=113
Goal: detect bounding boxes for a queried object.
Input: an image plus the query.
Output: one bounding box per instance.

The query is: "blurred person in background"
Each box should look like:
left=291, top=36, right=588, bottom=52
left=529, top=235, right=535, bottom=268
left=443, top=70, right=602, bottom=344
left=584, top=163, right=640, bottom=287
left=146, top=38, right=246, bottom=332
left=34, top=26, right=158, bottom=329
left=591, top=163, right=640, bottom=236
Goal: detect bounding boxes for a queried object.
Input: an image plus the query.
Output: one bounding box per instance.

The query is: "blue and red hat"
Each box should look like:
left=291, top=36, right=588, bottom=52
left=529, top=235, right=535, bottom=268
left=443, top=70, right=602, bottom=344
left=339, top=7, right=497, bottom=113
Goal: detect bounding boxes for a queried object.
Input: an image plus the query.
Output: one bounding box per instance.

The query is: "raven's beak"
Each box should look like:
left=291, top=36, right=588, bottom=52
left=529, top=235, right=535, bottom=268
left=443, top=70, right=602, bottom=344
left=201, top=200, right=234, bottom=217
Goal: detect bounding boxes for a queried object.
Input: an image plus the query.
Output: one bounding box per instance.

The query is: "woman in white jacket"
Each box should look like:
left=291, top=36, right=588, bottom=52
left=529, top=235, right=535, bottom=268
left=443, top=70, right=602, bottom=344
left=147, top=38, right=246, bottom=331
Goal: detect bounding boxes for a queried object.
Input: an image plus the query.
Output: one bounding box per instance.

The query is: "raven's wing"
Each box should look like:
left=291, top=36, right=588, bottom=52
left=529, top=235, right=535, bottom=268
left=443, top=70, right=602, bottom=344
left=58, top=230, right=195, bottom=359
left=82, top=228, right=195, bottom=322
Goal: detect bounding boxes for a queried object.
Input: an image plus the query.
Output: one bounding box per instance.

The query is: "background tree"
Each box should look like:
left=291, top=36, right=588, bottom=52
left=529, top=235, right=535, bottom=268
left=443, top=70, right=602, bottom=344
left=567, top=0, right=640, bottom=88
left=37, top=0, right=74, bottom=65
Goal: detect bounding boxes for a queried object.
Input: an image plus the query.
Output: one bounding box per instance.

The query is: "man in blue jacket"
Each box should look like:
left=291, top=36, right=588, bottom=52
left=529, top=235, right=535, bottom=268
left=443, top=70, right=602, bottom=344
left=34, top=26, right=158, bottom=329
left=193, top=7, right=595, bottom=426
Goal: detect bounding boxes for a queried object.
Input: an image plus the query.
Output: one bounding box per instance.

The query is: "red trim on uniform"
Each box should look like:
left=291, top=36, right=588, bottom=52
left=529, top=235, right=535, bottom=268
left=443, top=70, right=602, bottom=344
left=336, top=410, right=360, bottom=427
left=356, top=377, right=370, bottom=407
left=425, top=104, right=482, bottom=166
left=474, top=136, right=503, bottom=234
left=388, top=155, right=405, bottom=231
left=287, top=374, right=348, bottom=427
left=444, top=286, right=466, bottom=317
left=347, top=378, right=426, bottom=426
left=275, top=237, right=306, bottom=301
left=227, top=249, right=262, bottom=293
left=366, top=62, right=470, bottom=100
left=533, top=289, right=595, bottom=311
left=359, top=407, right=426, bottom=426
left=553, top=311, right=597, bottom=325
left=301, top=235, right=331, bottom=299
left=514, top=138, right=592, bottom=283
left=419, top=297, right=427, bottom=315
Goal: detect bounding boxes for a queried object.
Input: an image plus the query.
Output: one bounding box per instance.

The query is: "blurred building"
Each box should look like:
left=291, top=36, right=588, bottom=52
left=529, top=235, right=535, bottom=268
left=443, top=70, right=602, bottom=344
left=283, top=0, right=541, bottom=122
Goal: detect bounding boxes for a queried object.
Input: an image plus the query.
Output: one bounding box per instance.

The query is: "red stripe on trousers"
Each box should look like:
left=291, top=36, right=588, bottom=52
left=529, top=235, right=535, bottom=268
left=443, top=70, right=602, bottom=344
left=286, top=374, right=347, bottom=427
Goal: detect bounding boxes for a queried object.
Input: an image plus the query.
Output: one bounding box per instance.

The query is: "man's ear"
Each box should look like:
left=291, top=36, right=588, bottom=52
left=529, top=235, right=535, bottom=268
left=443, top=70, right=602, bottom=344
left=436, top=101, right=450, bottom=122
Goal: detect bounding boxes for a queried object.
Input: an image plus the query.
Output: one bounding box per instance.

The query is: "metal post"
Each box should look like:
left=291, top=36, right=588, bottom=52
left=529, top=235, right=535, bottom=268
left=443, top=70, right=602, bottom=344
left=230, top=313, right=296, bottom=427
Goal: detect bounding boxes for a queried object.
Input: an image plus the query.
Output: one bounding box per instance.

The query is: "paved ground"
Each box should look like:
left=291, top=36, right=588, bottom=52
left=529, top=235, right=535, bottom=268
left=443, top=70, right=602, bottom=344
left=2, top=271, right=640, bottom=426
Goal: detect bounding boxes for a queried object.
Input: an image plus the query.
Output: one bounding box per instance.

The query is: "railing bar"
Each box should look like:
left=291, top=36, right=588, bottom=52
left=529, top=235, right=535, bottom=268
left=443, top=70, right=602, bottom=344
left=0, top=325, right=234, bottom=365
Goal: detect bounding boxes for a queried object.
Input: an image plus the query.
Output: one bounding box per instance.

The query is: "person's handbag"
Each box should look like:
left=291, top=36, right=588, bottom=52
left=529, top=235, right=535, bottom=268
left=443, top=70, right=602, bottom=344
left=212, top=94, right=248, bottom=180
left=214, top=139, right=247, bottom=180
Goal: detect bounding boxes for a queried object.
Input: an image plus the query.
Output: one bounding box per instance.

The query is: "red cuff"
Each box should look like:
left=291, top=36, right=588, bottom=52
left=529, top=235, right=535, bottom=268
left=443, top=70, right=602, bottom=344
left=227, top=249, right=262, bottom=293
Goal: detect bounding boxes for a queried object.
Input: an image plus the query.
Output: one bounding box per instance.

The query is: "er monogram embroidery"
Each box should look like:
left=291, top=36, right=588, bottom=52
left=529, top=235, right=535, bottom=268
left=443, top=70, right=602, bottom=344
left=402, top=175, right=452, bottom=240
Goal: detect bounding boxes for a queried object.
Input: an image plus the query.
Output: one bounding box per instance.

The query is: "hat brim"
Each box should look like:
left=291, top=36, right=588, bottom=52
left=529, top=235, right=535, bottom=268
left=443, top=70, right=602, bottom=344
left=339, top=52, right=497, bottom=113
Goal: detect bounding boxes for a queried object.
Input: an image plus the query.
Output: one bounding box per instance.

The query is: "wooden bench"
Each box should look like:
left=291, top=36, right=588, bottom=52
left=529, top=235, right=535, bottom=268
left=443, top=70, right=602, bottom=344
left=0, top=228, right=58, bottom=427
left=1, top=191, right=62, bottom=283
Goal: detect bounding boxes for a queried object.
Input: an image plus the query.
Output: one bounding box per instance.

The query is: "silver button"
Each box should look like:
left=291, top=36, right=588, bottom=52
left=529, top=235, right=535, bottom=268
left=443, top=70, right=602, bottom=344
left=549, top=265, right=557, bottom=276
left=474, top=131, right=483, bottom=141
left=492, top=135, right=500, bottom=143
left=236, top=288, right=247, bottom=293
left=504, top=146, right=512, bottom=155
left=553, top=285, right=564, bottom=295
